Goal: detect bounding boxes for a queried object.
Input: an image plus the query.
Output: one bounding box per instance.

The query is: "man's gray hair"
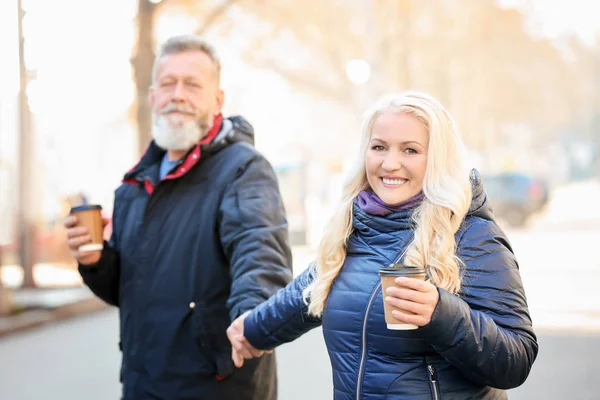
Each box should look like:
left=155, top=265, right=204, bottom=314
left=152, top=34, right=221, bottom=83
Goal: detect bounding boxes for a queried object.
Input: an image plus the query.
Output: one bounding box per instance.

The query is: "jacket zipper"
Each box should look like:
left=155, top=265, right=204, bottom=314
left=390, top=243, right=410, bottom=266
left=356, top=246, right=409, bottom=400
left=428, top=364, right=440, bottom=400
left=356, top=282, right=380, bottom=400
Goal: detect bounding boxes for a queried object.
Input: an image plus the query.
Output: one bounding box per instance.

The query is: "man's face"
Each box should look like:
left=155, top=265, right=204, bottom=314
left=149, top=51, right=224, bottom=151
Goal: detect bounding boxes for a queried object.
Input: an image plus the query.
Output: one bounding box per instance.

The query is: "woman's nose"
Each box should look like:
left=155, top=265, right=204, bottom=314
left=382, top=152, right=402, bottom=171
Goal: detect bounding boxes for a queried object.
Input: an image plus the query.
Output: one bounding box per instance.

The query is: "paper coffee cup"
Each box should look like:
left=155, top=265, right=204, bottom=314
left=379, top=265, right=426, bottom=330
left=70, top=204, right=104, bottom=252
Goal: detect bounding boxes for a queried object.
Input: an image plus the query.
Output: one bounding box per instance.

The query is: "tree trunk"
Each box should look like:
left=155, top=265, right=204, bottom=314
left=17, top=0, right=36, bottom=288
left=0, top=287, right=11, bottom=316
left=0, top=246, right=12, bottom=315
left=132, top=0, right=158, bottom=157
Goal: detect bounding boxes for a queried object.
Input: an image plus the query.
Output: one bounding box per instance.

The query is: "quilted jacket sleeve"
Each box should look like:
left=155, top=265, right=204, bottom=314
left=220, top=154, right=293, bottom=321
left=243, top=267, right=322, bottom=350
left=419, top=217, right=538, bottom=389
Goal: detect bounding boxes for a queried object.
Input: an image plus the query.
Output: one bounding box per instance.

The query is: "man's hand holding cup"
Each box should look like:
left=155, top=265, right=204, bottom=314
left=64, top=205, right=109, bottom=265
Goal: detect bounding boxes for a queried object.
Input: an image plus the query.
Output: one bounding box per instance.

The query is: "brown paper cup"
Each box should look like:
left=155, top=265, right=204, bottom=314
left=379, top=265, right=426, bottom=330
left=70, top=204, right=104, bottom=253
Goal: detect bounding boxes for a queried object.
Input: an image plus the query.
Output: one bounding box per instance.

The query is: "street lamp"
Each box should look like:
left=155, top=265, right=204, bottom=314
left=345, top=59, right=371, bottom=86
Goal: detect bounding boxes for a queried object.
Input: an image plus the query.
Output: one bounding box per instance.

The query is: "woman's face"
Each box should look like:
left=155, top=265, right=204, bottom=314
left=365, top=111, right=429, bottom=205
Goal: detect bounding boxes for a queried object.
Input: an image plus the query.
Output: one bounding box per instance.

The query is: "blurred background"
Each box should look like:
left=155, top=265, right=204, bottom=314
left=0, top=0, right=599, bottom=399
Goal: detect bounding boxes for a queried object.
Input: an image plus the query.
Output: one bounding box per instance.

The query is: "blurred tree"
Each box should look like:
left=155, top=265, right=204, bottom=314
left=244, top=0, right=597, bottom=150
left=131, top=0, right=159, bottom=157
left=0, top=165, right=11, bottom=288
left=17, top=0, right=36, bottom=288
left=240, top=0, right=375, bottom=109
left=131, top=0, right=599, bottom=164
left=0, top=250, right=10, bottom=315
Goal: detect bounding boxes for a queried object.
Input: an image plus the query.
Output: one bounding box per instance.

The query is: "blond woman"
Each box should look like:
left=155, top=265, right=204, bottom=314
left=227, top=91, right=538, bottom=400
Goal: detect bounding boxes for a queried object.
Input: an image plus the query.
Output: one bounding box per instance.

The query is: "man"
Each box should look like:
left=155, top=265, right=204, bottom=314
left=64, top=35, right=292, bottom=399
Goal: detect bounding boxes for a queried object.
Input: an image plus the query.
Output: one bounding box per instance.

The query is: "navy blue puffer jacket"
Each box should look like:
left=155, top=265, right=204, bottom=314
left=244, top=172, right=538, bottom=399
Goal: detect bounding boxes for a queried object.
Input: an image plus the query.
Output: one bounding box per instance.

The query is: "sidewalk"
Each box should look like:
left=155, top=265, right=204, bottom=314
left=0, top=286, right=108, bottom=338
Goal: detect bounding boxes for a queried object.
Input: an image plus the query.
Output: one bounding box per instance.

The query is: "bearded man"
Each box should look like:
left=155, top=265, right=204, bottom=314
left=63, top=35, right=292, bottom=400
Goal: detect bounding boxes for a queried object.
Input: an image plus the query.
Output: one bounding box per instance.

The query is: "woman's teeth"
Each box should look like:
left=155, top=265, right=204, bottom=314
left=382, top=178, right=407, bottom=185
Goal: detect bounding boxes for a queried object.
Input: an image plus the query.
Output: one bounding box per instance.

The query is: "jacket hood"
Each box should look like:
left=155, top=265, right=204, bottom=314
left=467, top=168, right=494, bottom=222
left=203, top=115, right=255, bottom=154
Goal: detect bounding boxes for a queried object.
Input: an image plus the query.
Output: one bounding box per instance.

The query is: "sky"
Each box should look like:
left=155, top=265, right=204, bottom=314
left=497, top=0, right=599, bottom=45
left=1, top=0, right=597, bottom=99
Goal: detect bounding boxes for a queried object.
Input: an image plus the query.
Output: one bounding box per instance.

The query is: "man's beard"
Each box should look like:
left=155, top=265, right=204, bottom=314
left=151, top=103, right=213, bottom=151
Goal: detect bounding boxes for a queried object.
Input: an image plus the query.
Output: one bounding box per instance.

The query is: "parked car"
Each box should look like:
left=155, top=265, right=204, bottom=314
left=483, top=172, right=550, bottom=227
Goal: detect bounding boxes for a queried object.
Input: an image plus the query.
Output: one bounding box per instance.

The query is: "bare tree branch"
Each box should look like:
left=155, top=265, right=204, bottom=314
left=259, top=59, right=353, bottom=107
left=197, top=0, right=241, bottom=35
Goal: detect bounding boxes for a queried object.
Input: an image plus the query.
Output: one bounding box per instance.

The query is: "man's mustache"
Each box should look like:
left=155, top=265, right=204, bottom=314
left=160, top=103, right=197, bottom=116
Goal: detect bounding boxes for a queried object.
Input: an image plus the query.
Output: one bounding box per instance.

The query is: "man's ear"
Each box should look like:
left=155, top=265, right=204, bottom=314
left=215, top=89, right=225, bottom=115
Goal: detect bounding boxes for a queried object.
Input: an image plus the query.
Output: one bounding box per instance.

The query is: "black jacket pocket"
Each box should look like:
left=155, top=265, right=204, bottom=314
left=192, top=306, right=235, bottom=378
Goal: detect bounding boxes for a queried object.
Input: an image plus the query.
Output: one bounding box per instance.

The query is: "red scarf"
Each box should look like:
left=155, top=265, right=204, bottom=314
left=125, top=113, right=224, bottom=194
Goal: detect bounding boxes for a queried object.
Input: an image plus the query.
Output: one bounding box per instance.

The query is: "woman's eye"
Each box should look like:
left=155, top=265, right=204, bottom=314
left=371, top=145, right=386, bottom=151
left=404, top=148, right=417, bottom=154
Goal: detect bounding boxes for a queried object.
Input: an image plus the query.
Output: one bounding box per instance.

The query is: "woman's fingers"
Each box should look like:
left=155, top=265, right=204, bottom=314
left=385, top=296, right=427, bottom=315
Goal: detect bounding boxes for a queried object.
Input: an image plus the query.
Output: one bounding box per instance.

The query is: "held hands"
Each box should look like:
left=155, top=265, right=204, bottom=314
left=63, top=215, right=110, bottom=265
left=226, top=311, right=272, bottom=368
left=385, top=277, right=440, bottom=327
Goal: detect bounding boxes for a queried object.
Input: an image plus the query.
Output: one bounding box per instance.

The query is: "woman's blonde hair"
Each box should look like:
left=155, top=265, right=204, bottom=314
left=304, top=91, right=472, bottom=317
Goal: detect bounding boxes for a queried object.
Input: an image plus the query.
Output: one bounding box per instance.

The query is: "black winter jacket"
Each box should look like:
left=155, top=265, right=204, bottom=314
left=79, top=116, right=293, bottom=400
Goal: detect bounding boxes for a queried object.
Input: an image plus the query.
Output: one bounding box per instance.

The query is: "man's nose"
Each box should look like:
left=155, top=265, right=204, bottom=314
left=170, top=82, right=185, bottom=102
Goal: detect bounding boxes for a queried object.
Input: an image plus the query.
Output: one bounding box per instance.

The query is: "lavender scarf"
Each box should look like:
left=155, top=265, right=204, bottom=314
left=356, top=189, right=424, bottom=216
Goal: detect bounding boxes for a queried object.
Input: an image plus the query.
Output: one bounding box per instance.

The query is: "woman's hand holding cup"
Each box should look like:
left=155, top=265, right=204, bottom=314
left=385, top=277, right=440, bottom=327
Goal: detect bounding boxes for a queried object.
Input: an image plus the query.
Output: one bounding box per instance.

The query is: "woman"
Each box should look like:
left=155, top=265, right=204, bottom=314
left=227, top=91, right=538, bottom=399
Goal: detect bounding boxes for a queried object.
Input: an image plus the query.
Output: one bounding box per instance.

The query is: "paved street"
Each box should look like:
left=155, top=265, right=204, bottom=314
left=0, top=310, right=121, bottom=400
left=1, top=307, right=599, bottom=400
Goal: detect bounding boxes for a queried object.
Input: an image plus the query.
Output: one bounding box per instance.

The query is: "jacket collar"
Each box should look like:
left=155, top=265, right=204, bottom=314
left=123, top=114, right=223, bottom=184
